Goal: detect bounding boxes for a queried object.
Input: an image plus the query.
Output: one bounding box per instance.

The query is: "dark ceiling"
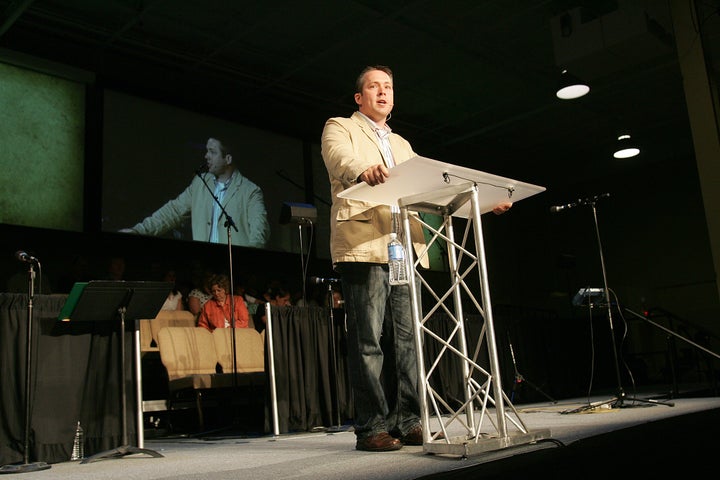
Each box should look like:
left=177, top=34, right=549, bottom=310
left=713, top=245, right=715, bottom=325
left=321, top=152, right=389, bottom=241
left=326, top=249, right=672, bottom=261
left=1, top=0, right=718, bottom=189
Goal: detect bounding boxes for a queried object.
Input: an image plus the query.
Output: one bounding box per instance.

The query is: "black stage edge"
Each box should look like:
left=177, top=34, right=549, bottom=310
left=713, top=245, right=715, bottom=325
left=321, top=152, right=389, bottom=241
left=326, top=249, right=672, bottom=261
left=417, top=407, right=720, bottom=480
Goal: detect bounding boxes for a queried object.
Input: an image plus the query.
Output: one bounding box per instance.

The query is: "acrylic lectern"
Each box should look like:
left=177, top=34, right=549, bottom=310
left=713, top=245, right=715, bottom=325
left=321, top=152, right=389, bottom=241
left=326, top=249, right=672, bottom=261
left=339, top=155, right=551, bottom=457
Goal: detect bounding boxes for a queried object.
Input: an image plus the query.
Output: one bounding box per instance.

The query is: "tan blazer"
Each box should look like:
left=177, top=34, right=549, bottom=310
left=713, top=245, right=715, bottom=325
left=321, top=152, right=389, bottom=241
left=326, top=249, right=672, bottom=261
left=321, top=112, right=429, bottom=268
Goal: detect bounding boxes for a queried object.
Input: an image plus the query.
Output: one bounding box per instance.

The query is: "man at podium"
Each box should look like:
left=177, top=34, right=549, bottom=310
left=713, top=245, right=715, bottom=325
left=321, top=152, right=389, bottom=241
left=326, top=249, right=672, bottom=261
left=321, top=65, right=511, bottom=452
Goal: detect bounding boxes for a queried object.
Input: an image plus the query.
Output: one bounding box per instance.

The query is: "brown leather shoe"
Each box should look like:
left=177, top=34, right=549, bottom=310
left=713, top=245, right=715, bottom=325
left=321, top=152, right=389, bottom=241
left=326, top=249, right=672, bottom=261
left=399, top=425, right=445, bottom=445
left=356, top=432, right=403, bottom=452
left=399, top=425, right=424, bottom=445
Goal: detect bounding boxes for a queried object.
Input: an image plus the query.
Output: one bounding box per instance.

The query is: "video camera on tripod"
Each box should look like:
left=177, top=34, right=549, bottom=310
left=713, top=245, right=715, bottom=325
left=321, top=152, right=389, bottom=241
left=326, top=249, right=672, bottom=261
left=572, top=287, right=606, bottom=307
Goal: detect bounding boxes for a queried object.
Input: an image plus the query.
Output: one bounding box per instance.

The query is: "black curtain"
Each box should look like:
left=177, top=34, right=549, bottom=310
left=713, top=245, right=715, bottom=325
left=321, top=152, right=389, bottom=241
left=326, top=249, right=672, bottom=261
left=265, top=308, right=483, bottom=433
left=265, top=305, right=353, bottom=433
left=0, top=293, right=132, bottom=466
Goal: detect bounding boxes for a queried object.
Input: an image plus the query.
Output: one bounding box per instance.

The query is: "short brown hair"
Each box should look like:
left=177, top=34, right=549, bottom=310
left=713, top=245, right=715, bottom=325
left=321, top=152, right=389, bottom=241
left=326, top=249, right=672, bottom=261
left=355, top=65, right=393, bottom=93
left=208, top=137, right=233, bottom=157
left=208, top=273, right=230, bottom=294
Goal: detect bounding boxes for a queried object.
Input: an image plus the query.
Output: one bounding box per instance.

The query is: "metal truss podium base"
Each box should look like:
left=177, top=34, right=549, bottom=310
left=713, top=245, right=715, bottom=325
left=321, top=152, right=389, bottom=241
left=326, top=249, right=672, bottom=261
left=398, top=179, right=551, bottom=457
left=423, top=429, right=552, bottom=457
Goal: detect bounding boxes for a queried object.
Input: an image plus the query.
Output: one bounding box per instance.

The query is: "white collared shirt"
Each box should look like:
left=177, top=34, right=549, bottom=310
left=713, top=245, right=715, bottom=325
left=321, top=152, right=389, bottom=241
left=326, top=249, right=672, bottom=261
left=357, top=111, right=401, bottom=229
left=210, top=172, right=235, bottom=243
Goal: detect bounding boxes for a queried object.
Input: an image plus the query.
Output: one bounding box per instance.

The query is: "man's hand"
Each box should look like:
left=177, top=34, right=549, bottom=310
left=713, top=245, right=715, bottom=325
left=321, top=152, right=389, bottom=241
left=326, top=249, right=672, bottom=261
left=492, top=202, right=513, bottom=215
left=358, top=164, right=390, bottom=186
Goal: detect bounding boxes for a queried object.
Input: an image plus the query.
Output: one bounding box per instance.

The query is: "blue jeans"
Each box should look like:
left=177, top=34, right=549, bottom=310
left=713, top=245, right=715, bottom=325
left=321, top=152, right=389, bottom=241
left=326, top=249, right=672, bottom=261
left=336, top=262, right=420, bottom=439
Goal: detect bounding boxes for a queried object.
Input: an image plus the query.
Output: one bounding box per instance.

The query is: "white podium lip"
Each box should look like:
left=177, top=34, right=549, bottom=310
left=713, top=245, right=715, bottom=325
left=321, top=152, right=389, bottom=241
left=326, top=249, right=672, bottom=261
left=337, top=155, right=545, bottom=218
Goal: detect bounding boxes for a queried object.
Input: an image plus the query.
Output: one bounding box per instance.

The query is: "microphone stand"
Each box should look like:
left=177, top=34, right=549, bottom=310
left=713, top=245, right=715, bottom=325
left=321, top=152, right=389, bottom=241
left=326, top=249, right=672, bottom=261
left=507, top=332, right=556, bottom=404
left=296, top=220, right=314, bottom=305
left=194, top=169, right=241, bottom=433
left=564, top=197, right=673, bottom=413
left=0, top=260, right=51, bottom=473
left=324, top=282, right=350, bottom=433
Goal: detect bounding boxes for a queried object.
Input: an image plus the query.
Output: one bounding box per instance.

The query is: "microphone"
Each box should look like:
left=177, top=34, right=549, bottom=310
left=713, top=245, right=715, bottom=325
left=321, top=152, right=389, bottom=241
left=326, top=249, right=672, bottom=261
left=309, top=276, right=341, bottom=284
left=549, top=201, right=579, bottom=213
left=550, top=193, right=610, bottom=213
left=594, top=192, right=611, bottom=201
left=15, top=250, right=39, bottom=264
left=196, top=163, right=209, bottom=174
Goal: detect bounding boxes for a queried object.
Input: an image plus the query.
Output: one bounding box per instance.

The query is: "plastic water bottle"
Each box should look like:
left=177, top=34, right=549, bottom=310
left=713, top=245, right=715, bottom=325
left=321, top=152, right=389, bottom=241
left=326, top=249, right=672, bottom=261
left=388, top=232, right=409, bottom=285
left=71, top=421, right=84, bottom=461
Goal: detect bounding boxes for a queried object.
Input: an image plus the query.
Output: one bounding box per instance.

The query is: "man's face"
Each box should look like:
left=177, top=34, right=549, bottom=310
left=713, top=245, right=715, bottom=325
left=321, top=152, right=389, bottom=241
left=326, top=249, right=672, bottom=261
left=355, top=69, right=394, bottom=123
left=204, top=138, right=231, bottom=176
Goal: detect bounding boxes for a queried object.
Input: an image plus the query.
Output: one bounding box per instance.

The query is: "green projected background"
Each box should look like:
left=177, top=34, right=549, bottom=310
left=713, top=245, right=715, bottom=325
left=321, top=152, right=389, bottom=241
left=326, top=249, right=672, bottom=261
left=0, top=60, right=85, bottom=232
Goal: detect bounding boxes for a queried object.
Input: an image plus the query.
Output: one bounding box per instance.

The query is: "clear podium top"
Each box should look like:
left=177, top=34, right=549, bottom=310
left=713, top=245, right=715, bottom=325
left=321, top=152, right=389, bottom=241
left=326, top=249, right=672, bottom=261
left=338, top=155, right=546, bottom=218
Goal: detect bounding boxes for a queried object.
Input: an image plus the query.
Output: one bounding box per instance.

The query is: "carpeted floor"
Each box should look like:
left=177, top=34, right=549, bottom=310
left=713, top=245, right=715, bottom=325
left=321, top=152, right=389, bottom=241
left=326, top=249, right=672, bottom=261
left=2, top=396, right=718, bottom=479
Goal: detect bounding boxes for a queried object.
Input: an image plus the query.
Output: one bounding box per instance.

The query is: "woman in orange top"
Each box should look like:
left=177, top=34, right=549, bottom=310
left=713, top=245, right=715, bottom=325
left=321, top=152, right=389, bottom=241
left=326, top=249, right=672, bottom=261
left=197, top=273, right=249, bottom=331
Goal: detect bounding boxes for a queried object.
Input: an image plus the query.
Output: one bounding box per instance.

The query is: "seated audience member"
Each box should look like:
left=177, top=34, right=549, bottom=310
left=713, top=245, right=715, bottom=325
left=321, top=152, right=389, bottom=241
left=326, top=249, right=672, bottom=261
left=103, top=255, right=126, bottom=281
left=160, top=268, right=185, bottom=311
left=197, top=273, right=249, bottom=331
left=267, top=283, right=292, bottom=307
left=187, top=270, right=213, bottom=318
left=253, top=280, right=292, bottom=333
left=234, top=274, right=263, bottom=307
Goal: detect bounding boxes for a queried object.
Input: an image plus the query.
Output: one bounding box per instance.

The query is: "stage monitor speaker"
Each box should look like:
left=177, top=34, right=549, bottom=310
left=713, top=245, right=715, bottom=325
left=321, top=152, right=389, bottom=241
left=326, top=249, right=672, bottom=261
left=280, top=202, right=317, bottom=225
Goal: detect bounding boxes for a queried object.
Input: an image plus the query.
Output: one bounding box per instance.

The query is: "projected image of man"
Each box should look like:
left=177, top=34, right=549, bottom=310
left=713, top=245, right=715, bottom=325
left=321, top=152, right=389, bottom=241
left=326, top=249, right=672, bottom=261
left=120, top=137, right=270, bottom=248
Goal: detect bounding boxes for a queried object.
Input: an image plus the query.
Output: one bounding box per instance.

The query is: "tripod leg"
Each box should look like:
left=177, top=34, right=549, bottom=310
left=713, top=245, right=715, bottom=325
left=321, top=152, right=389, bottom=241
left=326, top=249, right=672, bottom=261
left=507, top=333, right=556, bottom=404
left=80, top=445, right=164, bottom=464
left=519, top=376, right=556, bottom=404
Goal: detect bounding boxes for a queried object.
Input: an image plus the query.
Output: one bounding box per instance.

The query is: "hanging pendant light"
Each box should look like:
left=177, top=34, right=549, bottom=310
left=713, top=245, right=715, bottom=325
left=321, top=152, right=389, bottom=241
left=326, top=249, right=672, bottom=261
left=556, top=69, right=590, bottom=100
left=613, top=133, right=640, bottom=159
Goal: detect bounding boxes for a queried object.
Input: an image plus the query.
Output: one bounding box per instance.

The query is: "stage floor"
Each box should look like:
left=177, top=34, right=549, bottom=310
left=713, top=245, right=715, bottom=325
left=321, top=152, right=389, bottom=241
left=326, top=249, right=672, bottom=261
left=5, top=395, right=720, bottom=479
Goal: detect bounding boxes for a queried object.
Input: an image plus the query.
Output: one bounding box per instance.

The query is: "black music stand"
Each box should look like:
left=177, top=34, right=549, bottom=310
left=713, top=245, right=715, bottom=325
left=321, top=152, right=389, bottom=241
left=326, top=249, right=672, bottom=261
left=58, top=280, right=171, bottom=463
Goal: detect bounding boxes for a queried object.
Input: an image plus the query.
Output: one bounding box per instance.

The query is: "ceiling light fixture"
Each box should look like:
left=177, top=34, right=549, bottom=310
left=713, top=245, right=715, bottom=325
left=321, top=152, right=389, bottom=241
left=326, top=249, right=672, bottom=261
left=613, top=133, right=640, bottom=159
left=556, top=69, right=590, bottom=100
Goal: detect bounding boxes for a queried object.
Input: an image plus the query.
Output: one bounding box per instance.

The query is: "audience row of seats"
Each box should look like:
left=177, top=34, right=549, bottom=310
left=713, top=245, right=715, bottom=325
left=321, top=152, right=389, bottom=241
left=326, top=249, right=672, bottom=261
left=139, top=310, right=265, bottom=430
